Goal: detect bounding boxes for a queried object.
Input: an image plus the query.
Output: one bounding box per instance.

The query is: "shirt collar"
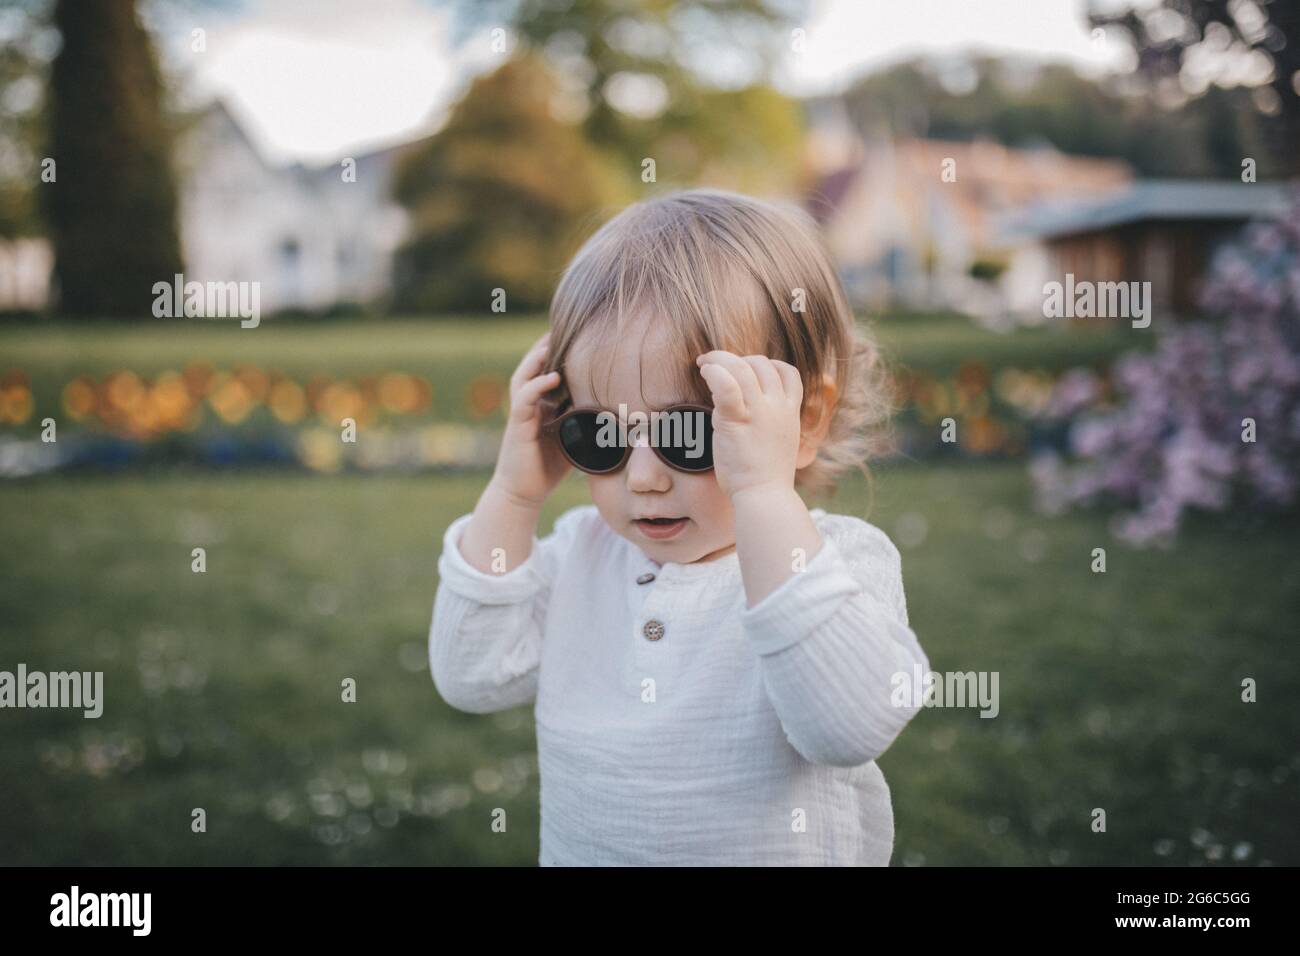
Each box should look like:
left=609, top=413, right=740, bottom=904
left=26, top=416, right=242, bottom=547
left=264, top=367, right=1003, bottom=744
left=648, top=547, right=741, bottom=582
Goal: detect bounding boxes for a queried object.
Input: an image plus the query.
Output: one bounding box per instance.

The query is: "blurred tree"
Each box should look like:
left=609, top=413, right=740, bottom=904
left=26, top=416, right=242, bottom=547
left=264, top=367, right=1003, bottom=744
left=843, top=56, right=1279, bottom=179
left=639, top=81, right=803, bottom=192
left=45, top=0, right=183, bottom=316
left=1090, top=0, right=1300, bottom=175
left=444, top=0, right=800, bottom=144
left=391, top=55, right=629, bottom=313
left=0, top=0, right=55, bottom=238
left=440, top=0, right=805, bottom=189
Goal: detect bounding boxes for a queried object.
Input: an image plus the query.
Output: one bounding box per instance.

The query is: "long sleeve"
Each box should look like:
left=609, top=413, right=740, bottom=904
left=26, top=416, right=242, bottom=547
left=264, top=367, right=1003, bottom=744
left=739, top=514, right=929, bottom=767
left=429, top=504, right=590, bottom=714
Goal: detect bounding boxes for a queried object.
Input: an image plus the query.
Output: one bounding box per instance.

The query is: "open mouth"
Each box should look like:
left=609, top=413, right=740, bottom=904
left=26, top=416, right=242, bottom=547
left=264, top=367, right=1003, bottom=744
left=634, top=517, right=689, bottom=539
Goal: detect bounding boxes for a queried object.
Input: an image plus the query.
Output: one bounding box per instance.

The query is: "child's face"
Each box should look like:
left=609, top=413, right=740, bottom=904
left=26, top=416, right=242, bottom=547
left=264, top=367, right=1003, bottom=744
left=563, top=328, right=737, bottom=565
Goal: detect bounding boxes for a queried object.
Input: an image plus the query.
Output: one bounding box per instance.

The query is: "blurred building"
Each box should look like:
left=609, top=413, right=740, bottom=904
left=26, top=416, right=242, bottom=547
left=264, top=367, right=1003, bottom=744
left=803, top=98, right=1134, bottom=318
left=176, top=100, right=425, bottom=312
left=0, top=239, right=50, bottom=310
left=993, top=180, right=1295, bottom=316
left=0, top=100, right=424, bottom=314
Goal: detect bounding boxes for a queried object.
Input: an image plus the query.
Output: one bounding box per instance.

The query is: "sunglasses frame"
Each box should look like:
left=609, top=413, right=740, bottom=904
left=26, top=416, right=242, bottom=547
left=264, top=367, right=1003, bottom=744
left=540, top=402, right=716, bottom=475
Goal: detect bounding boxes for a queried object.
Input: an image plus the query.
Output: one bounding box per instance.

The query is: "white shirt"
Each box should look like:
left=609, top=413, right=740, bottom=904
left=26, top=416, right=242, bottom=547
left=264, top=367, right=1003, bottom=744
left=429, top=503, right=929, bottom=866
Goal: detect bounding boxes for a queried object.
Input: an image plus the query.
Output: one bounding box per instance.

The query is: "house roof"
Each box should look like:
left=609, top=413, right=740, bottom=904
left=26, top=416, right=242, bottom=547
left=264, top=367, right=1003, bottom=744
left=191, top=98, right=437, bottom=181
left=994, top=179, right=1297, bottom=244
left=805, top=166, right=859, bottom=224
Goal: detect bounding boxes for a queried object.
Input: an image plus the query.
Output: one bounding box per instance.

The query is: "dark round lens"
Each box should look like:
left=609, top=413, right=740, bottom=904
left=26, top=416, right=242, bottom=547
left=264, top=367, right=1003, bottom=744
left=654, top=407, right=713, bottom=472
left=558, top=411, right=626, bottom=473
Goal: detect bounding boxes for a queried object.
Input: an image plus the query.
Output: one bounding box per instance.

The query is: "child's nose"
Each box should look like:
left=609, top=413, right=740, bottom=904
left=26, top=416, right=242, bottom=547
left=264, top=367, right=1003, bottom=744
left=625, top=442, right=670, bottom=492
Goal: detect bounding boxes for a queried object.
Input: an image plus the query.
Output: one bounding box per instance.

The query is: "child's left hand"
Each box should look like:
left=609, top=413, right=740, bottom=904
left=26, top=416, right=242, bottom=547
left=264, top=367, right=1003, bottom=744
left=696, top=350, right=803, bottom=501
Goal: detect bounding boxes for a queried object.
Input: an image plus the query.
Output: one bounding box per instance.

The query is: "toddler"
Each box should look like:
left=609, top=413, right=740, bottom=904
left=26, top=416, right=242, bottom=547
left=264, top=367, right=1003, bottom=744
left=429, top=189, right=930, bottom=865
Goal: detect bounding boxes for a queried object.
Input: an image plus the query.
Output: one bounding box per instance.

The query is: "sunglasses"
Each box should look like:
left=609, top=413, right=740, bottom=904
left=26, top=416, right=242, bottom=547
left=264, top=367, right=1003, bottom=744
left=541, top=401, right=715, bottom=475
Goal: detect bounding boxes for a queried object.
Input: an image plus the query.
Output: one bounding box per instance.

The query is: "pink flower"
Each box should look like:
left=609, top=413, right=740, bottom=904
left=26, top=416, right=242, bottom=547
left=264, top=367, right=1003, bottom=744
left=1031, top=193, right=1300, bottom=544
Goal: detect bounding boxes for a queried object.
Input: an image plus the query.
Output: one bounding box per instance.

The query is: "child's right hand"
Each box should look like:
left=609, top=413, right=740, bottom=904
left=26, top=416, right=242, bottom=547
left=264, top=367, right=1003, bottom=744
left=489, top=332, right=571, bottom=507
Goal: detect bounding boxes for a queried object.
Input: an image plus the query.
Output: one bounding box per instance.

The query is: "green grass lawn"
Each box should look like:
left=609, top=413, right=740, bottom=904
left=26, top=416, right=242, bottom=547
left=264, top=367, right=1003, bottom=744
left=0, top=312, right=1137, bottom=373
left=0, top=313, right=1138, bottom=428
left=1, top=462, right=1295, bottom=865
left=0, top=315, right=548, bottom=427
left=871, top=310, right=1140, bottom=374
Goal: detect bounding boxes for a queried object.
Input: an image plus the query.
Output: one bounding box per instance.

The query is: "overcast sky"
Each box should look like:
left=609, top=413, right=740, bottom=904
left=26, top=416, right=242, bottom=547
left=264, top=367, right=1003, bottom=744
left=164, top=0, right=1135, bottom=166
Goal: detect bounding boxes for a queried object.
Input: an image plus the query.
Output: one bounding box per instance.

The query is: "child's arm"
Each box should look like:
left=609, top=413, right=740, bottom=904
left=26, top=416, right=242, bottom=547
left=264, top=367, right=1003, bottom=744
left=695, top=349, right=929, bottom=767
left=429, top=501, right=587, bottom=714
left=429, top=331, right=574, bottom=714
left=738, top=507, right=929, bottom=767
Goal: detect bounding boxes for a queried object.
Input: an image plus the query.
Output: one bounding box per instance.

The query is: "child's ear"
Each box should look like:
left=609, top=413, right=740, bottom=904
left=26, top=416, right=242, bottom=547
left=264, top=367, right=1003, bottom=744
left=796, top=374, right=837, bottom=469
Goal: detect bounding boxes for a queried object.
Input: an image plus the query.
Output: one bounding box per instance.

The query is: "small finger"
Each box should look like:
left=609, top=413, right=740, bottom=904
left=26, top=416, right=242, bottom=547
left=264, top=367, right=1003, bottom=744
left=513, top=355, right=544, bottom=391
left=772, top=360, right=804, bottom=402
left=698, top=362, right=746, bottom=420
left=743, top=355, right=782, bottom=394
left=513, top=370, right=561, bottom=421
left=513, top=334, right=552, bottom=387
left=697, top=350, right=761, bottom=403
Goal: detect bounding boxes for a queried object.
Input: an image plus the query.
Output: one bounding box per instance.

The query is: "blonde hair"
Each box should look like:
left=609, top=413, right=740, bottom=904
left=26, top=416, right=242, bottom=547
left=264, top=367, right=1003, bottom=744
left=543, top=188, right=893, bottom=498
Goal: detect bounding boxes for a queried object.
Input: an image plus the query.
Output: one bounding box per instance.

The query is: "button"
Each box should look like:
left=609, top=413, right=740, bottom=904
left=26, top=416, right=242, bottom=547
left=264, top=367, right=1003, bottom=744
left=636, top=572, right=656, bottom=585
left=642, top=619, right=665, bottom=641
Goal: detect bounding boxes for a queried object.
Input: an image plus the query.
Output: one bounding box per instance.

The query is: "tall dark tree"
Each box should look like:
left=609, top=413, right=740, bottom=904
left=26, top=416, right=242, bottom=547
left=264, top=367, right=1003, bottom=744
left=45, top=0, right=183, bottom=317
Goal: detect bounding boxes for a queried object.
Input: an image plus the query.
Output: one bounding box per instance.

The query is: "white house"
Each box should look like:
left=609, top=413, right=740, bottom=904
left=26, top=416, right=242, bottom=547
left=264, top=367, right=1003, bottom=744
left=0, top=238, right=50, bottom=310
left=802, top=96, right=1136, bottom=321
left=175, top=100, right=423, bottom=312
left=0, top=99, right=425, bottom=313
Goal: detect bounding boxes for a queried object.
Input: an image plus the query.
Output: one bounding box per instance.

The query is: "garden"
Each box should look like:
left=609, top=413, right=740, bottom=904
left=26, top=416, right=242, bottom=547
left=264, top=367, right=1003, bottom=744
left=2, top=299, right=1296, bottom=866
